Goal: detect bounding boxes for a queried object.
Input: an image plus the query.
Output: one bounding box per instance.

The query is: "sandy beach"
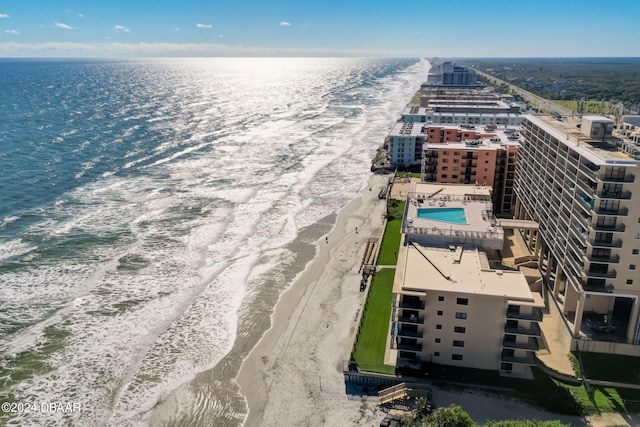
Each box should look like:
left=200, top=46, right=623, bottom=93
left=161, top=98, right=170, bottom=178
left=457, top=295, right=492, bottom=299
left=236, top=172, right=390, bottom=426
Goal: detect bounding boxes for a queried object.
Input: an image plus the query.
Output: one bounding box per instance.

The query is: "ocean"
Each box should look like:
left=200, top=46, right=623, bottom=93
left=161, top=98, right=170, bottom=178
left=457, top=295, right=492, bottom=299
left=0, top=57, right=430, bottom=426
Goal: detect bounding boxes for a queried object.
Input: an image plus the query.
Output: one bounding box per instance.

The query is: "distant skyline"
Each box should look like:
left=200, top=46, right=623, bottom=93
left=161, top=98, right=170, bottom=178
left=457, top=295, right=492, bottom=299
left=0, top=0, right=639, bottom=58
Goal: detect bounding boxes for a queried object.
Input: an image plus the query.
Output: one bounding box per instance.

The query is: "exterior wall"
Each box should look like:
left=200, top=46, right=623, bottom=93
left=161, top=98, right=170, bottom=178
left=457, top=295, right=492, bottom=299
left=515, top=116, right=640, bottom=350
left=423, top=292, right=505, bottom=371
left=390, top=135, right=423, bottom=166
left=393, top=288, right=541, bottom=377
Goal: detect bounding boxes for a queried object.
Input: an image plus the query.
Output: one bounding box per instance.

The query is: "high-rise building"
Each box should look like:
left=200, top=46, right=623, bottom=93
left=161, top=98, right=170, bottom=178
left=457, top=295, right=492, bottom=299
left=514, top=114, right=640, bottom=355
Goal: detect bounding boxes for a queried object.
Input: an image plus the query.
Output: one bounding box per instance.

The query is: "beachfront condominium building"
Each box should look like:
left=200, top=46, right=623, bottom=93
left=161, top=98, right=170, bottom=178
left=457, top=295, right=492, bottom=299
left=389, top=183, right=544, bottom=378
left=388, top=121, right=425, bottom=166
left=514, top=114, right=640, bottom=356
left=421, top=126, right=520, bottom=215
left=425, top=62, right=480, bottom=88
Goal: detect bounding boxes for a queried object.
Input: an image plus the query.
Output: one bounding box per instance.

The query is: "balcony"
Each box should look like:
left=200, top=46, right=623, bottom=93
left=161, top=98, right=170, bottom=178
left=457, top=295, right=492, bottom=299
left=598, top=174, right=635, bottom=183
left=592, top=207, right=628, bottom=216
left=504, top=323, right=541, bottom=336
left=582, top=282, right=615, bottom=293
left=502, top=338, right=540, bottom=351
left=583, top=269, right=617, bottom=279
left=597, top=191, right=632, bottom=200
left=501, top=351, right=537, bottom=365
left=396, top=299, right=425, bottom=310
left=393, top=342, right=423, bottom=352
left=506, top=307, right=543, bottom=322
left=585, top=253, right=620, bottom=263
left=592, top=223, right=625, bottom=233
left=396, top=314, right=424, bottom=325
left=395, top=328, right=423, bottom=338
left=588, top=238, right=623, bottom=248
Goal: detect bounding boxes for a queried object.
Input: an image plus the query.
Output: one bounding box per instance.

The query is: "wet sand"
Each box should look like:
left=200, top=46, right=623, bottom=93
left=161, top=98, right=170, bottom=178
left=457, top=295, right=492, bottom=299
left=236, top=173, right=390, bottom=426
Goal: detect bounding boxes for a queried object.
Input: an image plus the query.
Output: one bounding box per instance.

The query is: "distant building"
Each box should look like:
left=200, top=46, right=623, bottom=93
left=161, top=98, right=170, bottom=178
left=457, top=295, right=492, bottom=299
left=421, top=126, right=520, bottom=215
left=388, top=121, right=425, bottom=166
left=515, top=114, right=640, bottom=356
left=425, top=61, right=481, bottom=88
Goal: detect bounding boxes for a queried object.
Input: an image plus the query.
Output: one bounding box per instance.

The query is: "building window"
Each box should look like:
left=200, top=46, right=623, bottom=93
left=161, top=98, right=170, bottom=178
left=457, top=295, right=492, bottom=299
left=631, top=265, right=637, bottom=270
left=454, top=326, right=466, bottom=333
left=435, top=338, right=441, bottom=343
left=452, top=354, right=463, bottom=361
left=438, top=296, right=445, bottom=302
left=436, top=324, right=442, bottom=330
left=437, top=310, right=443, bottom=316
left=441, top=174, right=448, bottom=178
left=452, top=175, right=458, bottom=179
left=456, top=298, right=469, bottom=305
left=634, top=249, right=639, bottom=255
left=628, top=279, right=634, bottom=285
left=453, top=340, right=464, bottom=347
left=434, top=352, right=440, bottom=357
left=442, top=166, right=448, bottom=171
left=455, top=312, right=468, bottom=320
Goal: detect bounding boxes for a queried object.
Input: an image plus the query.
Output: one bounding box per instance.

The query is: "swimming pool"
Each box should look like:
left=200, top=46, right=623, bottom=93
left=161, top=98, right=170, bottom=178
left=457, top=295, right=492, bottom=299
left=416, top=207, right=467, bottom=224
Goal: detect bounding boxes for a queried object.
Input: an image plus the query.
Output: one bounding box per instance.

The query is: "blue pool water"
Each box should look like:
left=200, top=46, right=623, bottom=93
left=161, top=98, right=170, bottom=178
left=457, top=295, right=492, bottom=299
left=417, top=207, right=467, bottom=224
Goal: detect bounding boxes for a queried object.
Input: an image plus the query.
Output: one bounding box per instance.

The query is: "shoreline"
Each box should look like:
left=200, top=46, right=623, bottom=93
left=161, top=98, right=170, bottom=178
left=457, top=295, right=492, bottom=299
left=236, top=172, right=390, bottom=426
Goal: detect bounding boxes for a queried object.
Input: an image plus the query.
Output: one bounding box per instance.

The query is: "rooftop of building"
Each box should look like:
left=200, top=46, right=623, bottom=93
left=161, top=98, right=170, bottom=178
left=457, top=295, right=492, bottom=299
left=424, top=127, right=522, bottom=149
left=389, top=121, right=425, bottom=137
left=393, top=239, right=542, bottom=305
left=402, top=105, right=523, bottom=119
left=524, top=114, right=639, bottom=166
left=403, top=183, right=504, bottom=242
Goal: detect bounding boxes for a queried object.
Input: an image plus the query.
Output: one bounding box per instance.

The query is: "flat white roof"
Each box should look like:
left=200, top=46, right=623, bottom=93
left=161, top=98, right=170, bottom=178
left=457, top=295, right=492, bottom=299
left=524, top=115, right=638, bottom=166
left=389, top=121, right=424, bottom=137
left=394, top=241, right=538, bottom=303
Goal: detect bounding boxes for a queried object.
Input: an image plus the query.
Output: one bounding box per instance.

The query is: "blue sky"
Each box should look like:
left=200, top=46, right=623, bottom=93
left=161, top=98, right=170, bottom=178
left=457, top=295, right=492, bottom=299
left=0, top=0, right=639, bottom=57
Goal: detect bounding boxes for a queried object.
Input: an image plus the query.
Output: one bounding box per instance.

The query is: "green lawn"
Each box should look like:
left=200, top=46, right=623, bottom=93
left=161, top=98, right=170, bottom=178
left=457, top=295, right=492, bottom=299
left=576, top=352, right=640, bottom=385
left=352, top=268, right=396, bottom=374
left=554, top=100, right=615, bottom=114
left=377, top=219, right=402, bottom=265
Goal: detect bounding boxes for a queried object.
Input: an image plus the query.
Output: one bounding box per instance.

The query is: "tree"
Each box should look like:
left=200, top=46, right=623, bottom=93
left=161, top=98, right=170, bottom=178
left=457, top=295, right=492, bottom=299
left=422, top=404, right=477, bottom=427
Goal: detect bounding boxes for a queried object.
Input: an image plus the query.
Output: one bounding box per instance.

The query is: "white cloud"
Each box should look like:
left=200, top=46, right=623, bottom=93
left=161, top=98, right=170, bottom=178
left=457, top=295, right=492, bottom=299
left=114, top=25, right=130, bottom=32
left=0, top=13, right=9, bottom=18
left=55, top=22, right=74, bottom=30
left=77, top=13, right=84, bottom=18
left=196, top=23, right=212, bottom=29
left=219, top=35, right=224, bottom=38
left=5, top=30, right=18, bottom=34
left=279, top=21, right=291, bottom=26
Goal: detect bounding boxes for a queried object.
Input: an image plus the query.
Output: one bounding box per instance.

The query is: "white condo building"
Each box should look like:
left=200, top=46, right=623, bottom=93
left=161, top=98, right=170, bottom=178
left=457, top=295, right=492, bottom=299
left=515, top=114, right=640, bottom=356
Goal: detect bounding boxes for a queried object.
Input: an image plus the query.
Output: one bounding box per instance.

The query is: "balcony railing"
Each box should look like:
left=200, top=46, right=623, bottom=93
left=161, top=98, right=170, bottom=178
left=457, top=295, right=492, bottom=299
left=597, top=191, right=632, bottom=200
left=504, top=323, right=541, bottom=336
left=598, top=174, right=635, bottom=183
left=395, top=315, right=424, bottom=325
left=501, top=352, right=537, bottom=365
left=588, top=238, right=623, bottom=248
left=395, top=328, right=423, bottom=338
left=506, top=308, right=543, bottom=322
left=392, top=342, right=423, bottom=352
left=593, top=207, right=628, bottom=216
left=396, top=299, right=425, bottom=310
left=592, top=223, right=626, bottom=233
left=502, top=338, right=540, bottom=351
left=583, top=269, right=617, bottom=279
left=585, top=253, right=620, bottom=263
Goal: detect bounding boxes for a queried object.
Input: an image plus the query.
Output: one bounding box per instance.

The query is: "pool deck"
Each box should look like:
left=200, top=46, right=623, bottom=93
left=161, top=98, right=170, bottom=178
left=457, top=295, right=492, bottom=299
left=406, top=184, right=499, bottom=233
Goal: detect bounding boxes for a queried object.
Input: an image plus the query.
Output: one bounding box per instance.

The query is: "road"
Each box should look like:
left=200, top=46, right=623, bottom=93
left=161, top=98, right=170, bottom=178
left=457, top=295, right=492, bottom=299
left=474, top=69, right=575, bottom=118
